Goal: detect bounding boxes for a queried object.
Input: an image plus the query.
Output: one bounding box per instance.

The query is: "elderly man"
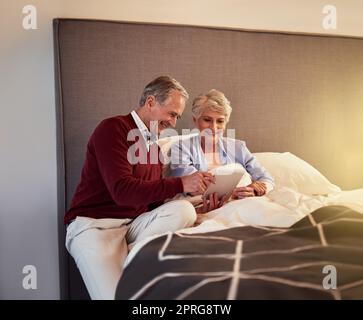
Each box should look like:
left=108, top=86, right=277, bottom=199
left=65, top=76, right=214, bottom=244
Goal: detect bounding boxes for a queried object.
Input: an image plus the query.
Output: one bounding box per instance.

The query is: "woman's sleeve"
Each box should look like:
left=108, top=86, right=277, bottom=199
left=169, top=139, right=198, bottom=177
left=239, top=141, right=275, bottom=191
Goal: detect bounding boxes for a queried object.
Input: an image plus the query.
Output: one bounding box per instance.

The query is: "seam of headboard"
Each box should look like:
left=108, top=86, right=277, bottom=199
left=53, top=17, right=363, bottom=40
left=53, top=18, right=69, bottom=300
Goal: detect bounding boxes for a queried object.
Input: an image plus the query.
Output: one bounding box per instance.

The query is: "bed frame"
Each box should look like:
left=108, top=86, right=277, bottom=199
left=53, top=18, right=363, bottom=299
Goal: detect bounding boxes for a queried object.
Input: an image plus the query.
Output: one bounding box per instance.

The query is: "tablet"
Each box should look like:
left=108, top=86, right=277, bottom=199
left=203, top=164, right=245, bottom=199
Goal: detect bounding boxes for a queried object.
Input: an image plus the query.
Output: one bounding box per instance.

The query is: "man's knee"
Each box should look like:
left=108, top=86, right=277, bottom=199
left=172, top=200, right=197, bottom=228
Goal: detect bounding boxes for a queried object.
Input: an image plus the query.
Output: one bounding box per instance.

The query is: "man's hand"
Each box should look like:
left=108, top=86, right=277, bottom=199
left=232, top=181, right=266, bottom=199
left=181, top=172, right=215, bottom=195
left=196, top=193, right=227, bottom=214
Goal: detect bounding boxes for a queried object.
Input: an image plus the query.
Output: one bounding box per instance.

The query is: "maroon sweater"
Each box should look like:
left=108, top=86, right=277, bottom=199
left=64, top=114, right=184, bottom=225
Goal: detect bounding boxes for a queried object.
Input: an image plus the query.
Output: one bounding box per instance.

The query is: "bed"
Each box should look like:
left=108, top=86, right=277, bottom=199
left=116, top=205, right=363, bottom=300
left=53, top=19, right=363, bottom=299
left=65, top=140, right=363, bottom=300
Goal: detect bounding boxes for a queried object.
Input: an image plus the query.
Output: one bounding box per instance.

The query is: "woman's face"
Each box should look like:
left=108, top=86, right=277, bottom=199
left=194, top=108, right=227, bottom=137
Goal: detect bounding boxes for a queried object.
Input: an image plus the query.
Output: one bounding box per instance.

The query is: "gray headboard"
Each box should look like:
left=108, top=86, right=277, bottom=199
left=53, top=18, right=363, bottom=299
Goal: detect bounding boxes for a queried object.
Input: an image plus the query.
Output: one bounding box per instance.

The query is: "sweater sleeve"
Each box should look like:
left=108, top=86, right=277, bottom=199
left=91, top=118, right=184, bottom=206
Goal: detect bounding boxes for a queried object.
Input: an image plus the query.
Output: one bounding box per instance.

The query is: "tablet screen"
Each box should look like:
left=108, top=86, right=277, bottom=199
left=203, top=164, right=245, bottom=199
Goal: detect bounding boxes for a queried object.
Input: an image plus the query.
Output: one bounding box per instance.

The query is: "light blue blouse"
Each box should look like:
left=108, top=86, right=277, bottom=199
left=169, top=134, right=274, bottom=187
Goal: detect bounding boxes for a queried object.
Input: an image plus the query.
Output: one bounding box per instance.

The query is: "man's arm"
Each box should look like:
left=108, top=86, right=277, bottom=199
left=92, top=118, right=184, bottom=206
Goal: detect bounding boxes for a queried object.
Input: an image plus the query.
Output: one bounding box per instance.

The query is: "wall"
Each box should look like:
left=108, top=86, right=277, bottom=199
left=0, top=0, right=64, bottom=299
left=62, top=0, right=363, bottom=37
left=0, top=0, right=362, bottom=299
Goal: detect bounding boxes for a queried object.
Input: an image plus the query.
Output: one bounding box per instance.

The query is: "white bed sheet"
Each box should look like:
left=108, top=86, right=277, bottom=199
left=68, top=187, right=363, bottom=300
left=125, top=187, right=363, bottom=266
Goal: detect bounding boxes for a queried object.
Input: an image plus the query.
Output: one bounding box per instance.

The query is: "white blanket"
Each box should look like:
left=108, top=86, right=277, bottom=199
left=69, top=186, right=363, bottom=299
left=125, top=187, right=363, bottom=266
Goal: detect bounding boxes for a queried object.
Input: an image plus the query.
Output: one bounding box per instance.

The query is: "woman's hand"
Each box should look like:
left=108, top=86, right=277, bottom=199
left=232, top=181, right=266, bottom=199
left=249, top=181, right=267, bottom=196
left=232, top=186, right=255, bottom=199
left=196, top=192, right=227, bottom=214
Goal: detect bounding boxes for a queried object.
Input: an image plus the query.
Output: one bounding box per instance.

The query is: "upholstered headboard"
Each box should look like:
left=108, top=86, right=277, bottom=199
left=53, top=18, right=363, bottom=299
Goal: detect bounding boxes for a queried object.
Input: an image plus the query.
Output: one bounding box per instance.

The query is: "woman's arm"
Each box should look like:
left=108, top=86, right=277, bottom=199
left=240, top=141, right=274, bottom=187
left=230, top=140, right=274, bottom=197
left=169, top=138, right=198, bottom=177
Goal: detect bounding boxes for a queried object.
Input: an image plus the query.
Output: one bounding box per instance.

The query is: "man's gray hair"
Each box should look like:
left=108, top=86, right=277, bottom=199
left=192, top=89, right=232, bottom=122
left=139, top=76, right=189, bottom=106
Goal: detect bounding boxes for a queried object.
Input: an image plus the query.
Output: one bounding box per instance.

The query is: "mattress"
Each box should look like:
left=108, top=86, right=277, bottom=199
left=67, top=186, right=363, bottom=299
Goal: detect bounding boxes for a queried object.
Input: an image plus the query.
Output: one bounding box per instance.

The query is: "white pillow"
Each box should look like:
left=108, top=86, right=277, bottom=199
left=253, top=152, right=341, bottom=195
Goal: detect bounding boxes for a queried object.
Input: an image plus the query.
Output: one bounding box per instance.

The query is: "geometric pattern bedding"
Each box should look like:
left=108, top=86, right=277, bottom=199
left=115, top=206, right=363, bottom=300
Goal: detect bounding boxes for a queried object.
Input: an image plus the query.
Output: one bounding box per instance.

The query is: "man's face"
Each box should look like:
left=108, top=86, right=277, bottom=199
left=148, top=90, right=186, bottom=134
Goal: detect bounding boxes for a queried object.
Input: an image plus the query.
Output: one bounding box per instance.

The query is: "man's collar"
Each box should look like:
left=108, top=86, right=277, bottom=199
left=131, top=110, right=150, bottom=135
left=131, top=111, right=158, bottom=150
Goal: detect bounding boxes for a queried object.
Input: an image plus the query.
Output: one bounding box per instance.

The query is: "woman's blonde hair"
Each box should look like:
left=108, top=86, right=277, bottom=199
left=191, top=89, right=232, bottom=122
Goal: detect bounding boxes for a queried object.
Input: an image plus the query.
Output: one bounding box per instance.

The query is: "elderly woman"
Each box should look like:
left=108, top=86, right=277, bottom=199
left=169, top=89, right=274, bottom=212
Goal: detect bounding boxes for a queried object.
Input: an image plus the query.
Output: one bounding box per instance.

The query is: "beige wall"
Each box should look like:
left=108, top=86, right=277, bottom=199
left=1, top=0, right=362, bottom=299
left=0, top=0, right=63, bottom=299
left=61, top=0, right=363, bottom=37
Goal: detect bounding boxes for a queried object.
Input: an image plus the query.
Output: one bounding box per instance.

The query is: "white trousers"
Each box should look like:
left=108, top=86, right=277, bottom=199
left=125, top=199, right=197, bottom=244
left=65, top=199, right=196, bottom=299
